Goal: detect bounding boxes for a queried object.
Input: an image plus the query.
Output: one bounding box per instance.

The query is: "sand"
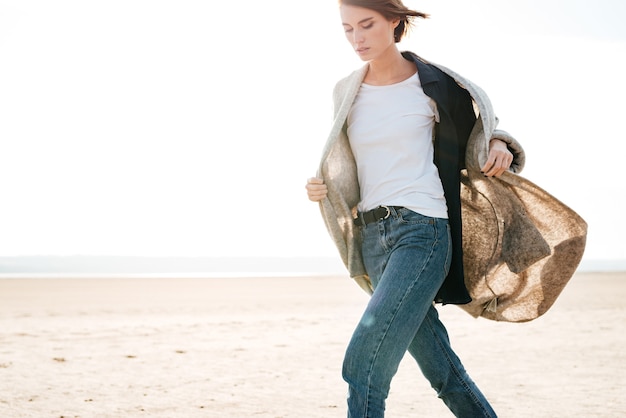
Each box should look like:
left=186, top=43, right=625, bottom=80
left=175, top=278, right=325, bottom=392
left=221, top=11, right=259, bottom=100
left=0, top=271, right=624, bottom=417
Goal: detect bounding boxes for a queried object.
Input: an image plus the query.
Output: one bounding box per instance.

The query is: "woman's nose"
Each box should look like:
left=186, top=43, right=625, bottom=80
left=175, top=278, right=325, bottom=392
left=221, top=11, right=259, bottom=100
left=352, top=29, right=364, bottom=44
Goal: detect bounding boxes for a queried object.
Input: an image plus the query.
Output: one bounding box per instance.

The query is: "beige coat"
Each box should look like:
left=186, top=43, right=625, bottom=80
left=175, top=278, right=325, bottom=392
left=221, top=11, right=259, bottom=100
left=317, top=61, right=587, bottom=322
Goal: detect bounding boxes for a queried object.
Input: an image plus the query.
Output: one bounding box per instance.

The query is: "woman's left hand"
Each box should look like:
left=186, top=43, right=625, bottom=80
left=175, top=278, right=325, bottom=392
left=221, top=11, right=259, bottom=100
left=481, top=139, right=513, bottom=177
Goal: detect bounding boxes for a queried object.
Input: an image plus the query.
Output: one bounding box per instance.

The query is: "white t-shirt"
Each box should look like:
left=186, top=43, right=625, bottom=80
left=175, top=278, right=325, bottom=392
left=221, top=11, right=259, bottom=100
left=347, top=73, right=448, bottom=219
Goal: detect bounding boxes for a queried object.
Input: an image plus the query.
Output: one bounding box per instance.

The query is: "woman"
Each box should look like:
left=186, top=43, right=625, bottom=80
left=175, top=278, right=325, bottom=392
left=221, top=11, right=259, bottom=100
left=306, top=1, right=522, bottom=417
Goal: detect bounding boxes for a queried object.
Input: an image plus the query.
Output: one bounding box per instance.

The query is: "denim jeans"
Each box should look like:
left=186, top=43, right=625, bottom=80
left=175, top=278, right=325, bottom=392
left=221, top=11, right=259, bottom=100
left=343, top=207, right=497, bottom=418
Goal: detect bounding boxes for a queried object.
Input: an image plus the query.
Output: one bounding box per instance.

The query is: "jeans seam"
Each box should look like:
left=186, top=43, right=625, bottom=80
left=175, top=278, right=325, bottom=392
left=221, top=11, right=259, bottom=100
left=426, top=314, right=494, bottom=417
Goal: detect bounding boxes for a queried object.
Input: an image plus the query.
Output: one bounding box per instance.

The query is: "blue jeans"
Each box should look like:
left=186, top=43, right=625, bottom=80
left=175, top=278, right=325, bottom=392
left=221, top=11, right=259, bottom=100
left=343, top=207, right=497, bottom=418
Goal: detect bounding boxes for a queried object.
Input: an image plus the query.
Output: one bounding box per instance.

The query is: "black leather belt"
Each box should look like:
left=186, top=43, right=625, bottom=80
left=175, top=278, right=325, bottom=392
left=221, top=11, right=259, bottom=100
left=354, top=206, right=402, bottom=226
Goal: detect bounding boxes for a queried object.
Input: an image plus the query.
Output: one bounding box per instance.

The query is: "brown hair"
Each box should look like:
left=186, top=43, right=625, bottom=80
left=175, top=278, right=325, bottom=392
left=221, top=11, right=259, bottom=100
left=339, top=0, right=429, bottom=42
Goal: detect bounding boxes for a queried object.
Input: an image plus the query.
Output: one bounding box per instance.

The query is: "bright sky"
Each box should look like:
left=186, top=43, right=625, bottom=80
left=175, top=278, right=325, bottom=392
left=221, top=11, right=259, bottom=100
left=1, top=0, right=624, bottom=262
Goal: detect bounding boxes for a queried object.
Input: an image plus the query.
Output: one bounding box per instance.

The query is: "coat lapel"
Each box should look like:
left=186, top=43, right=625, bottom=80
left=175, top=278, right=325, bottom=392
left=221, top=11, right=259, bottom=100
left=319, top=65, right=367, bottom=167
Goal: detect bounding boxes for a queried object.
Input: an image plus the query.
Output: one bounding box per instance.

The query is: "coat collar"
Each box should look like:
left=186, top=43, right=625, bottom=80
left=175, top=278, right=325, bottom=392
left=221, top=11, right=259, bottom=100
left=401, top=51, right=439, bottom=86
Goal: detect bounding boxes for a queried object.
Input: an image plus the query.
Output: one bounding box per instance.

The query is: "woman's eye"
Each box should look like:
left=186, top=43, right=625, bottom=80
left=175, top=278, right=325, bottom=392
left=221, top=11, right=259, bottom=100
left=363, top=23, right=373, bottom=29
left=344, top=28, right=353, bottom=33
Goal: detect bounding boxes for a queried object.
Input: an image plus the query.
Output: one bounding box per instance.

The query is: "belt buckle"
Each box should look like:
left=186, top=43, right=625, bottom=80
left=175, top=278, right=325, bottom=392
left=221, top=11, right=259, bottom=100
left=381, top=205, right=391, bottom=220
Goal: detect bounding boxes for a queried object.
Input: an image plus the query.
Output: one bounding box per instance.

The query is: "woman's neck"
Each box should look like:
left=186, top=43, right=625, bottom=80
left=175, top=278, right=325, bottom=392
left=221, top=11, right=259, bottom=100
left=364, top=47, right=416, bottom=86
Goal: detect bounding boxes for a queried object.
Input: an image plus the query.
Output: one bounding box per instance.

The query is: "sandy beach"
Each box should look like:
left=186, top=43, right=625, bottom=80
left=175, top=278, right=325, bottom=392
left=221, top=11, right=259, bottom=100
left=0, top=271, right=624, bottom=417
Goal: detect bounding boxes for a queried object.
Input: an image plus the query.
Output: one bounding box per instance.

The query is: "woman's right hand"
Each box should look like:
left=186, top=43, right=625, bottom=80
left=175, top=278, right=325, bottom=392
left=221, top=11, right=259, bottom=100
left=305, top=177, right=328, bottom=202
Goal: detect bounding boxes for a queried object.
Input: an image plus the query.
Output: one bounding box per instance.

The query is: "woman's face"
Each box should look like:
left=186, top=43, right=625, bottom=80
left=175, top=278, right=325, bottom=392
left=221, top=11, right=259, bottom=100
left=340, top=4, right=399, bottom=62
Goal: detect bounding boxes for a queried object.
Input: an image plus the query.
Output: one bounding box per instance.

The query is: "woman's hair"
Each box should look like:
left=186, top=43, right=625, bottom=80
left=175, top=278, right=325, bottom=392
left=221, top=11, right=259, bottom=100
left=339, top=0, right=429, bottom=42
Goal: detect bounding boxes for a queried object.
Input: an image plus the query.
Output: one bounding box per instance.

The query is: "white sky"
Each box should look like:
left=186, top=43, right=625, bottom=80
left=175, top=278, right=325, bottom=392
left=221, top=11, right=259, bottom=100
left=0, top=0, right=624, bottom=261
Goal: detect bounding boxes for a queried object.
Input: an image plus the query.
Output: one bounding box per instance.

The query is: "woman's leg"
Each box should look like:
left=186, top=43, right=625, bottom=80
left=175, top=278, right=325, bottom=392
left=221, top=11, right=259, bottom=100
left=343, top=209, right=451, bottom=418
left=408, top=305, right=497, bottom=417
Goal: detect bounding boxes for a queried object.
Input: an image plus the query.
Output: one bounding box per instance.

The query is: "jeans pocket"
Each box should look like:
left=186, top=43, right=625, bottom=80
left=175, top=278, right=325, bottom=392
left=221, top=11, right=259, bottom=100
left=397, top=208, right=433, bottom=225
